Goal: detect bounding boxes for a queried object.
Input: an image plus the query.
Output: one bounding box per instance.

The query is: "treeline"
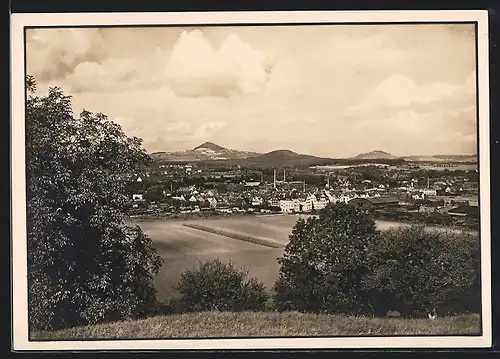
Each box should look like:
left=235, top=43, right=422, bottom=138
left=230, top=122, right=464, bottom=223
left=157, top=204, right=480, bottom=318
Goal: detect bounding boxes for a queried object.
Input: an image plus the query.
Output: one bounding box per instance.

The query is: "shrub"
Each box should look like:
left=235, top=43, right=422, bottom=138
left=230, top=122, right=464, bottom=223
left=363, top=225, right=480, bottom=316
left=273, top=203, right=380, bottom=314
left=175, top=259, right=269, bottom=312
left=26, top=76, right=163, bottom=330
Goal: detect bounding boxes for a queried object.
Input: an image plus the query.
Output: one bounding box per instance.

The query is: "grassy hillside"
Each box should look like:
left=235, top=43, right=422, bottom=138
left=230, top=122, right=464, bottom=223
left=32, top=312, right=480, bottom=340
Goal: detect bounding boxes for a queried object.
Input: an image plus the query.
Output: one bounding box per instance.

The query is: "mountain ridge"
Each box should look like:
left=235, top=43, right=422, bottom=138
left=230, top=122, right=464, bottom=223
left=150, top=143, right=477, bottom=166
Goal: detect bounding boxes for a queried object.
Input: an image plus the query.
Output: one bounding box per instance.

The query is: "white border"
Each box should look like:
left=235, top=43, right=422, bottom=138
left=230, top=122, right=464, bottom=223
left=11, top=10, right=491, bottom=351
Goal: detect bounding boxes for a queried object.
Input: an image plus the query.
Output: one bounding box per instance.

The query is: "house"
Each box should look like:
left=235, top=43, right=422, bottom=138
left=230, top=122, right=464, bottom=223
left=312, top=198, right=329, bottom=211
left=132, top=194, right=144, bottom=202
left=410, top=192, right=425, bottom=200
left=279, top=200, right=296, bottom=213
left=172, top=195, right=186, bottom=202
left=244, top=181, right=261, bottom=187
left=348, top=196, right=400, bottom=211
left=178, top=185, right=197, bottom=194
left=251, top=196, right=264, bottom=206
left=269, top=198, right=280, bottom=208
left=207, top=197, right=218, bottom=208
left=422, top=188, right=437, bottom=196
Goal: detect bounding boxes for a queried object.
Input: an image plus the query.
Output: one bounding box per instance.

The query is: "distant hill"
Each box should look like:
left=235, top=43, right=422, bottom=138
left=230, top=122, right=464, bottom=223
left=193, top=142, right=226, bottom=151
left=354, top=150, right=400, bottom=160
left=235, top=149, right=336, bottom=168
left=152, top=145, right=477, bottom=168
left=150, top=142, right=261, bottom=162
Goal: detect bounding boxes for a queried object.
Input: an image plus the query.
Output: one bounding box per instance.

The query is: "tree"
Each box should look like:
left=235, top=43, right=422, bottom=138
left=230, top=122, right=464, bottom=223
left=273, top=203, right=380, bottom=314
left=26, top=76, right=164, bottom=330
left=363, top=225, right=479, bottom=316
left=175, top=259, right=269, bottom=312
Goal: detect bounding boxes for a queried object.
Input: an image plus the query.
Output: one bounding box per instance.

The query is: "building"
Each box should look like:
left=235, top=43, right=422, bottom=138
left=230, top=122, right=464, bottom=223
left=207, top=197, right=218, bottom=208
left=348, top=196, right=400, bottom=211
left=244, top=181, right=261, bottom=187
left=422, top=188, right=437, bottom=196
left=279, top=200, right=296, bottom=213
left=132, top=194, right=144, bottom=202
left=269, top=198, right=280, bottom=207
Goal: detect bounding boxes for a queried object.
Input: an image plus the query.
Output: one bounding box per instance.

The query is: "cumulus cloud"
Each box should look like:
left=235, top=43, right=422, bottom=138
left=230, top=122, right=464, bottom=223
left=26, top=28, right=105, bottom=82
left=27, top=28, right=274, bottom=99
left=66, top=57, right=140, bottom=93
left=165, top=30, right=274, bottom=98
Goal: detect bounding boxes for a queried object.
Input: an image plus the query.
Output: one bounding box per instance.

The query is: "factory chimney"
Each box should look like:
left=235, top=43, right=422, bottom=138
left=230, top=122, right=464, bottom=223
left=283, top=169, right=286, bottom=183
left=273, top=168, right=277, bottom=189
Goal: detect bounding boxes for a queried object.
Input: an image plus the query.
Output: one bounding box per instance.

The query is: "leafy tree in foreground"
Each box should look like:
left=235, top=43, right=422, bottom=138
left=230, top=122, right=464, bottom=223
left=363, top=225, right=480, bottom=316
left=273, top=203, right=380, bottom=314
left=26, top=76, right=163, bottom=330
left=175, top=259, right=269, bottom=312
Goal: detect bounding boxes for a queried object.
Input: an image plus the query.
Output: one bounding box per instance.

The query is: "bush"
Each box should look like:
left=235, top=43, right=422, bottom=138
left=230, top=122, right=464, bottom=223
left=175, top=259, right=269, bottom=312
left=363, top=225, right=480, bottom=316
left=273, top=203, right=380, bottom=314
left=26, top=76, right=164, bottom=330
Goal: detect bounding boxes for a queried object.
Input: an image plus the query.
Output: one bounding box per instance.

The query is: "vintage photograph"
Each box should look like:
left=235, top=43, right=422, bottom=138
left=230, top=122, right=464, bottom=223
left=11, top=11, right=491, bottom=350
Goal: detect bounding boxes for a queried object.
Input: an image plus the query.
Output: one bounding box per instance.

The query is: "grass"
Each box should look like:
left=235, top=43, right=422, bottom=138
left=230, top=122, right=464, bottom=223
left=31, top=312, right=480, bottom=340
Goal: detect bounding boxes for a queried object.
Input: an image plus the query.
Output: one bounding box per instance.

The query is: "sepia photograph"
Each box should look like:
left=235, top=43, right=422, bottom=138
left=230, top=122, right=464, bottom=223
left=11, top=10, right=491, bottom=350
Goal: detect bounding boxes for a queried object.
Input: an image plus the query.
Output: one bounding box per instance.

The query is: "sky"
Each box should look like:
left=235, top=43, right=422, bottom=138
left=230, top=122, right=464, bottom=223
left=26, top=24, right=477, bottom=157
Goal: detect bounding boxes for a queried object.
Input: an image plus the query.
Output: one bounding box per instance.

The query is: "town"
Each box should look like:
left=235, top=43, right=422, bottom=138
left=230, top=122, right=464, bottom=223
left=121, top=160, right=479, bottom=229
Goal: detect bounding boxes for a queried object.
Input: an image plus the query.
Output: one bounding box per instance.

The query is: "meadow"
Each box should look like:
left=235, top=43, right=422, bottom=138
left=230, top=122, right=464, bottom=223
left=32, top=312, right=481, bottom=339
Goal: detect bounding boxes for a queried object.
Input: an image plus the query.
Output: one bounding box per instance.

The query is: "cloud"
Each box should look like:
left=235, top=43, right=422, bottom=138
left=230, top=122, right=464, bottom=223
left=26, top=28, right=105, bottom=82
left=347, top=74, right=465, bottom=113
left=165, top=30, right=274, bottom=98
left=26, top=25, right=476, bottom=157
left=66, top=57, right=141, bottom=93
left=27, top=28, right=274, bottom=99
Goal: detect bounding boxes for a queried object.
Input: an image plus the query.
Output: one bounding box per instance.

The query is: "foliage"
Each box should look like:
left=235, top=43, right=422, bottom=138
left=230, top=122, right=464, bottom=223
left=273, top=203, right=380, bottom=314
left=175, top=259, right=269, bottom=312
left=363, top=225, right=480, bottom=316
left=26, top=76, right=164, bottom=330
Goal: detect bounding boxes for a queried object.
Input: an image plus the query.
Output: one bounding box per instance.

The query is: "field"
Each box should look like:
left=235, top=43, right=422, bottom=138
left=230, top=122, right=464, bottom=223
left=32, top=312, right=481, bottom=339
left=133, top=214, right=473, bottom=301
left=137, top=215, right=292, bottom=300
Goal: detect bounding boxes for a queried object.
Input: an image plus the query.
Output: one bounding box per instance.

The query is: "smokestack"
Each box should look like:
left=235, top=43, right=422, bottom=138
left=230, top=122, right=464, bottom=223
left=274, top=168, right=277, bottom=188
left=283, top=169, right=286, bottom=183
left=427, top=177, right=430, bottom=189
left=303, top=181, right=306, bottom=193
left=327, top=175, right=330, bottom=189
